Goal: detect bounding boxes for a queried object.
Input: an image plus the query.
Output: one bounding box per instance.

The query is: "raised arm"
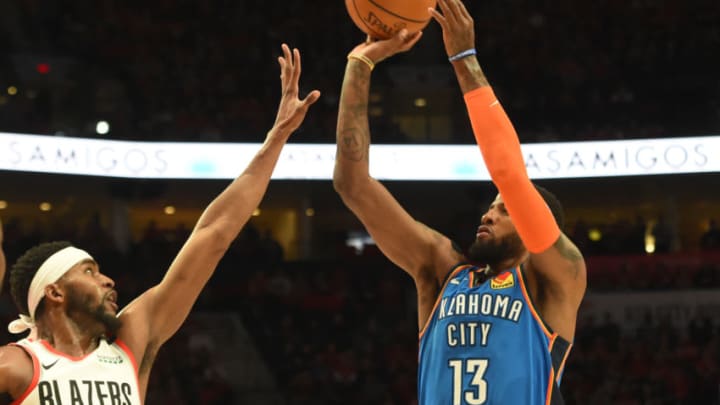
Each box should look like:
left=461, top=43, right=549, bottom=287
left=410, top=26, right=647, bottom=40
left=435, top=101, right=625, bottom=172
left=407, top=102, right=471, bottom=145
left=431, top=0, right=586, bottom=336
left=334, top=33, right=463, bottom=284
left=119, top=45, right=320, bottom=355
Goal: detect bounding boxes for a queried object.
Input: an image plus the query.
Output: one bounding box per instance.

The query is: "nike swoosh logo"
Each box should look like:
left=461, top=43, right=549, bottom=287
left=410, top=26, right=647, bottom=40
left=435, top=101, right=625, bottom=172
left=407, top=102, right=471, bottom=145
left=450, top=278, right=460, bottom=285
left=42, top=359, right=59, bottom=370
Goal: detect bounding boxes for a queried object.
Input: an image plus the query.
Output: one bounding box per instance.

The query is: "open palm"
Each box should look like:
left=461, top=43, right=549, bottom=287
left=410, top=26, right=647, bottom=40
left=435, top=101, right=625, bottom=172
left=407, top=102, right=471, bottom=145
left=273, top=44, right=321, bottom=134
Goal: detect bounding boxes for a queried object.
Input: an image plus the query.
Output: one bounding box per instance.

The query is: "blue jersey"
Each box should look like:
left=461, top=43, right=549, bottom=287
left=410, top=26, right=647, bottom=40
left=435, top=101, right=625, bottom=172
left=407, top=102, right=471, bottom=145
left=418, top=264, right=571, bottom=405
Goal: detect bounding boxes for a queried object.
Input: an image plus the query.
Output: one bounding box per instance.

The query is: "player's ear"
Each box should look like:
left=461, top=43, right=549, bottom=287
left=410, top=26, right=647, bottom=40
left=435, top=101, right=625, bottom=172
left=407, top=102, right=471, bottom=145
left=45, top=283, right=65, bottom=304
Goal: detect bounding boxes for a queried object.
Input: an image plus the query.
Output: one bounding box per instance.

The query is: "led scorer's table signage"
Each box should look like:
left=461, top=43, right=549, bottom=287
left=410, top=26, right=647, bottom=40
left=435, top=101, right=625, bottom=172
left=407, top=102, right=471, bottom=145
left=0, top=132, right=717, bottom=180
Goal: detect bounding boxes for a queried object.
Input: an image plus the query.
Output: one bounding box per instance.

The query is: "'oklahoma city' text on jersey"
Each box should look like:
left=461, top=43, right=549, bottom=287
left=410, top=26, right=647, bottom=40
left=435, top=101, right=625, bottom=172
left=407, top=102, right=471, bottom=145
left=418, top=264, right=572, bottom=405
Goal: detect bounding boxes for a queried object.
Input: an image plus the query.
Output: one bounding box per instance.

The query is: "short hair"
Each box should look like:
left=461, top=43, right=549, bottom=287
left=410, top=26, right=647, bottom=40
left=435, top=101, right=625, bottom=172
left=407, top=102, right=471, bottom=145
left=10, top=241, right=72, bottom=316
left=534, top=184, right=565, bottom=230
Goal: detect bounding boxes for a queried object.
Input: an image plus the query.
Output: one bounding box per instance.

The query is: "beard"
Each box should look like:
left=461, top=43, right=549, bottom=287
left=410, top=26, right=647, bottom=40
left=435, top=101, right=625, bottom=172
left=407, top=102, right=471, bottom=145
left=66, top=290, right=122, bottom=336
left=467, top=231, right=524, bottom=268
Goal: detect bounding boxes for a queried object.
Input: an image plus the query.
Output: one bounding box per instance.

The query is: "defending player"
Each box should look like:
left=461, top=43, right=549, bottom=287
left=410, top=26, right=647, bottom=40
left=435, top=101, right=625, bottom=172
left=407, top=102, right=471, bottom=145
left=0, top=44, right=320, bottom=404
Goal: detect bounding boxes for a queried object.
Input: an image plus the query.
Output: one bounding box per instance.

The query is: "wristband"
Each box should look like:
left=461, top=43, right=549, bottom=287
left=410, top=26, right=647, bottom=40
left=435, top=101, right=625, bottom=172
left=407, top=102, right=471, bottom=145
left=448, top=48, right=476, bottom=62
left=347, top=54, right=375, bottom=71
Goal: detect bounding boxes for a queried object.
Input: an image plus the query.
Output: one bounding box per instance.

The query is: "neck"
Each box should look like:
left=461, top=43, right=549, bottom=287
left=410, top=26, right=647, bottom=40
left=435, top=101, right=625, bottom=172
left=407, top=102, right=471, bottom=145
left=485, top=252, right=529, bottom=276
left=35, top=312, right=104, bottom=357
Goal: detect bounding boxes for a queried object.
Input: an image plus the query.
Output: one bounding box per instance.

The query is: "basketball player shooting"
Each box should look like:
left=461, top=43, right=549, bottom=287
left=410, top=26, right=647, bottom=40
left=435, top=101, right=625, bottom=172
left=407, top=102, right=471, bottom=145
left=333, top=0, right=586, bottom=403
left=0, top=44, right=320, bottom=405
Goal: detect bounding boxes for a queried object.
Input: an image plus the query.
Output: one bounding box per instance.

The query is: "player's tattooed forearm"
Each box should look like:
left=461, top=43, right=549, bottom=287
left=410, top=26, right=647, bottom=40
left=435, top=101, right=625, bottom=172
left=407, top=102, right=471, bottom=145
left=340, top=127, right=367, bottom=162
left=456, top=62, right=490, bottom=93
left=337, top=63, right=371, bottom=162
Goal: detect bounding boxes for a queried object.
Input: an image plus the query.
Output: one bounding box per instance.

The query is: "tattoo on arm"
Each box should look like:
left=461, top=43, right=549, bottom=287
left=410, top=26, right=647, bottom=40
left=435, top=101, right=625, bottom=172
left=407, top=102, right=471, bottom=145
left=340, top=127, right=367, bottom=162
left=555, top=235, right=582, bottom=261
left=554, top=234, right=584, bottom=277
left=338, top=63, right=371, bottom=163
left=454, top=58, right=490, bottom=94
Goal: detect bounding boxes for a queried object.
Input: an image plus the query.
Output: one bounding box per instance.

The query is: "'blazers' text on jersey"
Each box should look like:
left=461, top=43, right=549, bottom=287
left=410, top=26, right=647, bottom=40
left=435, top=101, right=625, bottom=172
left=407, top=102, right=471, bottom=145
left=11, top=338, right=142, bottom=405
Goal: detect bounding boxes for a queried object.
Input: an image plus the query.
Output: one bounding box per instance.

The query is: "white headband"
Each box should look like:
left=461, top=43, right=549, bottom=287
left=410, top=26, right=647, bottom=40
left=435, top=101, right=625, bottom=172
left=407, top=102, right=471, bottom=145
left=8, top=246, right=94, bottom=335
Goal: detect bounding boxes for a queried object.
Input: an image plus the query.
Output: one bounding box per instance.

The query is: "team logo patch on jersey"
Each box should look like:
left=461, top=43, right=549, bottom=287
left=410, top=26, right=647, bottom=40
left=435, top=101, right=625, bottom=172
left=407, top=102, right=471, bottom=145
left=490, top=272, right=514, bottom=289
left=97, top=354, right=123, bottom=364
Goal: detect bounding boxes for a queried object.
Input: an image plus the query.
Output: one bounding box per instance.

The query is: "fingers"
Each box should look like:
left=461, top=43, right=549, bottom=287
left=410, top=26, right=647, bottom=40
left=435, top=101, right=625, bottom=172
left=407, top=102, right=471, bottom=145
left=279, top=44, right=304, bottom=93
left=395, top=29, right=417, bottom=45
left=278, top=43, right=290, bottom=82
left=280, top=43, right=292, bottom=69
left=429, top=6, right=447, bottom=28
left=446, top=0, right=464, bottom=20
left=277, top=56, right=286, bottom=77
left=440, top=0, right=471, bottom=25
left=292, top=48, right=302, bottom=87
left=453, top=0, right=471, bottom=20
left=392, top=29, right=423, bottom=53
left=402, top=31, right=423, bottom=51
left=302, top=90, right=322, bottom=107
left=436, top=0, right=459, bottom=23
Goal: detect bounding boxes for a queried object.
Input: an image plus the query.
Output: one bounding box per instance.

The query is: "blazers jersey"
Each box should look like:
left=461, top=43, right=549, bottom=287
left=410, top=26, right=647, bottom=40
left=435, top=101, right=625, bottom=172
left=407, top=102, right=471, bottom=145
left=11, top=338, right=142, bottom=405
left=418, top=264, right=572, bottom=405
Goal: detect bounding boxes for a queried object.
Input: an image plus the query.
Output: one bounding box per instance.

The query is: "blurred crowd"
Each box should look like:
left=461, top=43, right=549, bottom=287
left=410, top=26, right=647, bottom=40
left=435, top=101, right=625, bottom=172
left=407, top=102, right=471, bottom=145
left=0, top=0, right=718, bottom=143
left=0, top=215, right=718, bottom=404
left=567, top=311, right=720, bottom=404
left=1, top=1, right=718, bottom=402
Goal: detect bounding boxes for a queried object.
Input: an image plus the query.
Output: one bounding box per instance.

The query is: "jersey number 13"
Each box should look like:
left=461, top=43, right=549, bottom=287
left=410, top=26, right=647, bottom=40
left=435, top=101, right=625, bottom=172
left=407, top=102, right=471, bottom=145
left=448, top=358, right=489, bottom=405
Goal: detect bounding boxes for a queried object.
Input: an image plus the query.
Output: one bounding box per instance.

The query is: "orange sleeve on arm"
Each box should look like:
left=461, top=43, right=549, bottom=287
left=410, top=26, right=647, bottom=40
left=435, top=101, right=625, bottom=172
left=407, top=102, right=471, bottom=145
left=464, top=87, right=560, bottom=253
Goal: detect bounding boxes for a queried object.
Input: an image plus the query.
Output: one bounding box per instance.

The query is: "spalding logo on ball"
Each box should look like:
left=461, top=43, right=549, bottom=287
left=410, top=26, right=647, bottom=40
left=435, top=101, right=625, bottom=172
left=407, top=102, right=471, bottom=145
left=345, top=0, right=438, bottom=39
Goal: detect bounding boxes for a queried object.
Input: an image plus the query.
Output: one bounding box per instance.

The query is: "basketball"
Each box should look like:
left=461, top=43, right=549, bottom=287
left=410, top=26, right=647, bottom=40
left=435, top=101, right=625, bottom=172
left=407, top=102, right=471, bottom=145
left=345, top=0, right=437, bottom=40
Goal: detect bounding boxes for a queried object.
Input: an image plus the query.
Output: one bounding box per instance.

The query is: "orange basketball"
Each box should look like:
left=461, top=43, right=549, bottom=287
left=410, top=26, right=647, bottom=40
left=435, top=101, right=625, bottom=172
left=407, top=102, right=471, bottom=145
left=345, top=0, right=437, bottom=40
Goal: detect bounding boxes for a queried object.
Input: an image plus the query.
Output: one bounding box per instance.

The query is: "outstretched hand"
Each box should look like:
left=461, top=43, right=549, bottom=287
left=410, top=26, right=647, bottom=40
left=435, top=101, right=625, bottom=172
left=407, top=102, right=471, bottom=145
left=349, top=29, right=423, bottom=66
left=429, top=0, right=475, bottom=57
left=272, top=44, right=321, bottom=135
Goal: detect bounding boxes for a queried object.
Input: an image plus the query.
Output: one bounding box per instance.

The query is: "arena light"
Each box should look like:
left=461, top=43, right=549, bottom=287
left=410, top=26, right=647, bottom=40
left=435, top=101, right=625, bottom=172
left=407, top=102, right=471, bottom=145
left=36, top=63, right=51, bottom=75
left=0, top=131, right=718, bottom=180
left=644, top=235, right=656, bottom=254
left=96, top=121, right=110, bottom=135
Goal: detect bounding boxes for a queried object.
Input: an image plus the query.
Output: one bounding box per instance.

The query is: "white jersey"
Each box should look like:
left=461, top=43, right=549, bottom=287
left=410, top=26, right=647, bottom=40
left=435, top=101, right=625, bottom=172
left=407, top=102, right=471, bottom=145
left=11, top=338, right=142, bottom=405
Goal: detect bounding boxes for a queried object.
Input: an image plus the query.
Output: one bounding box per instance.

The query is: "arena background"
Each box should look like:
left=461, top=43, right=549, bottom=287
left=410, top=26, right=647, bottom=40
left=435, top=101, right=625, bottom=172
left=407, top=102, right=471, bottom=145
left=1, top=0, right=719, bottom=403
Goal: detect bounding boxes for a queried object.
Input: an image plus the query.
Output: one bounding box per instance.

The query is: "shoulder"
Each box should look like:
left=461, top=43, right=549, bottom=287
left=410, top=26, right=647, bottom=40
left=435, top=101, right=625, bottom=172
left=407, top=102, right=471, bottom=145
left=0, top=344, right=33, bottom=365
left=436, top=238, right=468, bottom=275
left=115, top=299, right=154, bottom=371
left=0, top=344, right=34, bottom=397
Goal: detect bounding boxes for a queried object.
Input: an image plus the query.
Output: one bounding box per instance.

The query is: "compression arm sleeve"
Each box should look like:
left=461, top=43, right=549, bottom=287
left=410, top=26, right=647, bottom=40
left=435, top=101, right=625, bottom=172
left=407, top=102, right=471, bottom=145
left=464, top=86, right=560, bottom=253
